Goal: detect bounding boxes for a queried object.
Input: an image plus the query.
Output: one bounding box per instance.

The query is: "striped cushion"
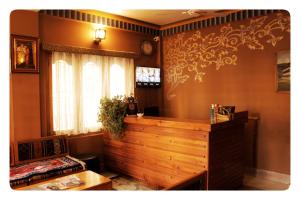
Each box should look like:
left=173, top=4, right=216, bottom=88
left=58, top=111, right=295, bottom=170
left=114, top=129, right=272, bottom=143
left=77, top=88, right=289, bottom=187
left=18, top=136, right=68, bottom=162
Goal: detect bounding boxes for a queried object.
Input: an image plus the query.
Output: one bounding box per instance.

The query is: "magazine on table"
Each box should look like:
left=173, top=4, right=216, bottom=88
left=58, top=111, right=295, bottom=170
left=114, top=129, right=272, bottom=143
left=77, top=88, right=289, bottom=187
left=37, top=175, right=84, bottom=190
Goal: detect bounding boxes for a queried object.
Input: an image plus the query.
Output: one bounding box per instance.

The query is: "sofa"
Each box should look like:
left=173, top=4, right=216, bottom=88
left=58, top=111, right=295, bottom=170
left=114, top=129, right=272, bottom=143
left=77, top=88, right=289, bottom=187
left=10, top=136, right=86, bottom=188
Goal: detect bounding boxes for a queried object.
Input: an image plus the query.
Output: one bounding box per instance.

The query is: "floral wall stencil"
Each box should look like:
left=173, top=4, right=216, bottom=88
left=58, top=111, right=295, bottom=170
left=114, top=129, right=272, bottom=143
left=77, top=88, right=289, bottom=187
left=163, top=13, right=290, bottom=100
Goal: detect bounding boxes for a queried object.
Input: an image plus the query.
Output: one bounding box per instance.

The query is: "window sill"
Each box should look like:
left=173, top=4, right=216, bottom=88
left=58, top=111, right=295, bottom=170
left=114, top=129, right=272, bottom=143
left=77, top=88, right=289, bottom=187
left=66, top=131, right=104, bottom=139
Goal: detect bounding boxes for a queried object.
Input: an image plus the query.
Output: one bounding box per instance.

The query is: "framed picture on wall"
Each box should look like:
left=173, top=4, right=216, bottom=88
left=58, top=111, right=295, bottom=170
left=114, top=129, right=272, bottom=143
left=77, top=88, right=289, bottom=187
left=276, top=50, right=290, bottom=92
left=11, top=34, right=39, bottom=73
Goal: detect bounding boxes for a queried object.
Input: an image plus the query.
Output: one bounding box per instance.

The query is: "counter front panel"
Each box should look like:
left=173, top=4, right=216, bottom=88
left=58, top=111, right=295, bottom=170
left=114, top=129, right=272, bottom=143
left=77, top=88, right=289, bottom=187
left=103, top=111, right=248, bottom=189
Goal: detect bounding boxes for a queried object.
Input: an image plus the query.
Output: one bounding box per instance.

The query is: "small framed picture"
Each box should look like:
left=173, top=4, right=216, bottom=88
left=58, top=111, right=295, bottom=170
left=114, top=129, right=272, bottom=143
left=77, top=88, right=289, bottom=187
left=276, top=50, right=290, bottom=92
left=11, top=34, right=39, bottom=73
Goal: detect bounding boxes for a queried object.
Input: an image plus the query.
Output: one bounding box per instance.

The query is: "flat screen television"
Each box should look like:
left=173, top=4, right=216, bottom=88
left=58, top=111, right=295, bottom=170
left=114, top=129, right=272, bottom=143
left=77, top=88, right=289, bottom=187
left=136, top=66, right=161, bottom=87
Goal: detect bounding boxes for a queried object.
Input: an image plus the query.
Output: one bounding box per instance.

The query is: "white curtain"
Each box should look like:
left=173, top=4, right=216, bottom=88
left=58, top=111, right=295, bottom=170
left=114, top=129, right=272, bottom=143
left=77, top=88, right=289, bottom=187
left=52, top=52, right=134, bottom=135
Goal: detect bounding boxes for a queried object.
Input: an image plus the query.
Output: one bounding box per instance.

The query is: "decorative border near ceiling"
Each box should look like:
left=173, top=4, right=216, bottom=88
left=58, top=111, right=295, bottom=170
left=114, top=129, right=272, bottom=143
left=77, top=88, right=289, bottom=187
left=163, top=12, right=290, bottom=100
left=160, top=10, right=281, bottom=37
left=39, top=10, right=282, bottom=38
left=39, top=10, right=160, bottom=36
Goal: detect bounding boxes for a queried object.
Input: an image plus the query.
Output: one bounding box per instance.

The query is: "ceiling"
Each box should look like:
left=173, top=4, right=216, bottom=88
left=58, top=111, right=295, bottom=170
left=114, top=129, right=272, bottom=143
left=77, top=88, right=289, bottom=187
left=96, top=9, right=236, bottom=26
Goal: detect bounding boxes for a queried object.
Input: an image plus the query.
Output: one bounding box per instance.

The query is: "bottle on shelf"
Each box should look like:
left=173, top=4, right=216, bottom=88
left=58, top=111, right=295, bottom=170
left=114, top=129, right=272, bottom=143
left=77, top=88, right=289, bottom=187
left=210, top=104, right=219, bottom=123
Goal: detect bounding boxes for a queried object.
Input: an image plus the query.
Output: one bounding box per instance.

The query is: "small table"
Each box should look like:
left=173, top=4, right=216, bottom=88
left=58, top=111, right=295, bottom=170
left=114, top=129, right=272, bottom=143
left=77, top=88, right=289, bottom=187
left=75, top=154, right=100, bottom=173
left=18, top=170, right=112, bottom=190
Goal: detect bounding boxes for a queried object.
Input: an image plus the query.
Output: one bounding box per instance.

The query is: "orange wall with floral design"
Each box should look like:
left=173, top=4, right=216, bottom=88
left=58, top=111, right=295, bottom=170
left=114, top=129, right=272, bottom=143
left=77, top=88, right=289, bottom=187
left=161, top=12, right=290, bottom=174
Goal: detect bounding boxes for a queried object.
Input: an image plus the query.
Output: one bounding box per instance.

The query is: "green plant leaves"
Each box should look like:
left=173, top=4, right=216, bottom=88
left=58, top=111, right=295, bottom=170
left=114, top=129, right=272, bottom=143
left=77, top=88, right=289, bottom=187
left=98, top=95, right=127, bottom=139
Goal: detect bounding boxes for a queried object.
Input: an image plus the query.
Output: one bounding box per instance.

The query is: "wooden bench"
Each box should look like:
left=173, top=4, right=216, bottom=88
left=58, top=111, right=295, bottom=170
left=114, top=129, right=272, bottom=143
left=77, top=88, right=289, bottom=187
left=10, top=136, right=86, bottom=188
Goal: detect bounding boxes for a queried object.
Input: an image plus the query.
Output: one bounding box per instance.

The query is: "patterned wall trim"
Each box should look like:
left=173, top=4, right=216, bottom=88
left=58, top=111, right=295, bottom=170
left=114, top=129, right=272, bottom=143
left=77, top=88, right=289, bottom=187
left=39, top=10, right=283, bottom=38
left=160, top=10, right=282, bottom=37
left=39, top=10, right=160, bottom=36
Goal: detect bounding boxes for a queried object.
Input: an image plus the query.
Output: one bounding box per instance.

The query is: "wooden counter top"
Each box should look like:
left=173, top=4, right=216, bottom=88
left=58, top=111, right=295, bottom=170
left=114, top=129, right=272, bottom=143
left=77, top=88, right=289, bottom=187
left=124, top=111, right=248, bottom=132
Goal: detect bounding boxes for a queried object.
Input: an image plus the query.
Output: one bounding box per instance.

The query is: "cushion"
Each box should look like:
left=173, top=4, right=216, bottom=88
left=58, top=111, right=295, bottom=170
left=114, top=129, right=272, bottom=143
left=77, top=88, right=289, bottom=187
left=10, top=155, right=86, bottom=187
left=17, top=136, right=68, bottom=163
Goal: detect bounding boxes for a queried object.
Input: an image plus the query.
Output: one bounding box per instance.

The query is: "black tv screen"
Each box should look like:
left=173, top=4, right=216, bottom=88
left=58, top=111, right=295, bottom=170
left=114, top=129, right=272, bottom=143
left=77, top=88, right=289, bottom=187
left=136, top=66, right=161, bottom=87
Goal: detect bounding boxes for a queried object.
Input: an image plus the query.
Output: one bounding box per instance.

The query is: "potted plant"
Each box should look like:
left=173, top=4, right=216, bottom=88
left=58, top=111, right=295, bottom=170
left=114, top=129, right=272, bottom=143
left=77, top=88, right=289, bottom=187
left=98, top=95, right=127, bottom=139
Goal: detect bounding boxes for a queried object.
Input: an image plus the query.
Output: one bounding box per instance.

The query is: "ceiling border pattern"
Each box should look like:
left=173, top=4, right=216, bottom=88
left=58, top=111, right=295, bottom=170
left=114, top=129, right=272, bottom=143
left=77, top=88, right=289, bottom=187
left=39, top=10, right=284, bottom=38
left=160, top=10, right=282, bottom=37
left=39, top=10, right=160, bottom=36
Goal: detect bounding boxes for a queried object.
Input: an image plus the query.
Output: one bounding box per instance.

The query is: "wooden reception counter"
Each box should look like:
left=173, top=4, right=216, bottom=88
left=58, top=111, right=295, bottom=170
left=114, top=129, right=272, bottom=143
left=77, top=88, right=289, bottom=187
left=103, top=111, right=248, bottom=189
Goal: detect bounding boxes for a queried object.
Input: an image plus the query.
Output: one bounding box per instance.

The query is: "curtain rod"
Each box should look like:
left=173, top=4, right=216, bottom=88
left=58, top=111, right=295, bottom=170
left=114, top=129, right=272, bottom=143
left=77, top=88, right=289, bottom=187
left=41, top=43, right=140, bottom=58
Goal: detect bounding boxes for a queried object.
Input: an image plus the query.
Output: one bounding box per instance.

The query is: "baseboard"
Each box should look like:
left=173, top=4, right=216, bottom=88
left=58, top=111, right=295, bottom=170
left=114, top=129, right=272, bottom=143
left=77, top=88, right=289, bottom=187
left=245, top=167, right=290, bottom=185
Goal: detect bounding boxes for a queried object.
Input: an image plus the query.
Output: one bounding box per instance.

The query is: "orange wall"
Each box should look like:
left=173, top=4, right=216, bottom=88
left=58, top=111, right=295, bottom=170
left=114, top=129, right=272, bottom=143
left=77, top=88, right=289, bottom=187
left=162, top=12, right=290, bottom=174
left=39, top=14, right=162, bottom=109
left=11, top=10, right=290, bottom=175
left=10, top=10, right=161, bottom=143
left=10, top=10, right=41, bottom=142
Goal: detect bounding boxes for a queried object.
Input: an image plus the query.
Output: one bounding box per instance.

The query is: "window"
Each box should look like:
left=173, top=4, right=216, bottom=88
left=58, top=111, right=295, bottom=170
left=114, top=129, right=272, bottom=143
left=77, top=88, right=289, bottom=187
left=81, top=62, right=102, bottom=130
left=52, top=52, right=134, bottom=135
left=52, top=60, right=75, bottom=132
left=110, top=64, right=125, bottom=98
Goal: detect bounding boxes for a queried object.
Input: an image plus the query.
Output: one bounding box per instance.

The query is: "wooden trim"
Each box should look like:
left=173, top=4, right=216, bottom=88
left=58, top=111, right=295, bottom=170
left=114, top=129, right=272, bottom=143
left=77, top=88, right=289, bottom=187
left=40, top=51, right=54, bottom=137
left=42, top=43, right=139, bottom=58
left=15, top=135, right=66, bottom=144
left=48, top=53, right=54, bottom=135
left=124, top=116, right=211, bottom=131
left=163, top=170, right=207, bottom=190
left=10, top=143, right=15, bottom=166
left=13, top=142, right=19, bottom=165
left=66, top=132, right=103, bottom=139
left=124, top=111, right=248, bottom=132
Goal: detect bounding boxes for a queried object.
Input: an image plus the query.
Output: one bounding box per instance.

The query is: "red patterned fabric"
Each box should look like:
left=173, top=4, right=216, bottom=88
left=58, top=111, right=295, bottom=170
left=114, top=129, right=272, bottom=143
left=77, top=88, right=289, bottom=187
left=10, top=156, right=85, bottom=187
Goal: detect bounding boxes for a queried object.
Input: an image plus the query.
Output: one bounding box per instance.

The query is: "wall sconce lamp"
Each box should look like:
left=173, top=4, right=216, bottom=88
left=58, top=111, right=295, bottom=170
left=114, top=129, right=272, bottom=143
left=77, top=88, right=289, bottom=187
left=95, top=28, right=106, bottom=44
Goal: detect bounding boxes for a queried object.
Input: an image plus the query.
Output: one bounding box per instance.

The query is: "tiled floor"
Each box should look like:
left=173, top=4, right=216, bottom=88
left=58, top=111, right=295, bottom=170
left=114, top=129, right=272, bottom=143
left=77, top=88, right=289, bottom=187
left=112, top=176, right=154, bottom=190
left=100, top=171, right=155, bottom=190
left=242, top=175, right=289, bottom=190
left=100, top=171, right=289, bottom=190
